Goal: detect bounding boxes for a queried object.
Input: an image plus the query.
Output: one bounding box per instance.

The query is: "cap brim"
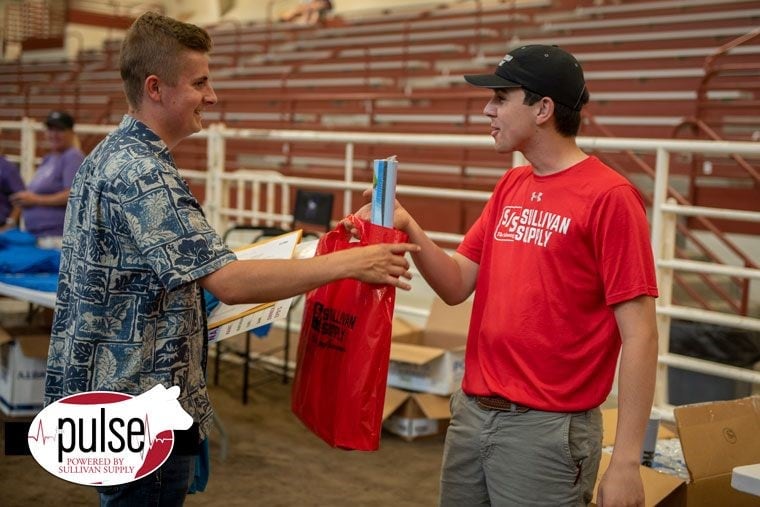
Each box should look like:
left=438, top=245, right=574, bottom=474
left=464, top=73, right=521, bottom=89
left=45, top=121, right=70, bottom=130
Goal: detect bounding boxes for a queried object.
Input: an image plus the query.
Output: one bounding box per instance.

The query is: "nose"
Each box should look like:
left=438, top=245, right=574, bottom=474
left=205, top=84, right=217, bottom=105
left=483, top=98, right=497, bottom=117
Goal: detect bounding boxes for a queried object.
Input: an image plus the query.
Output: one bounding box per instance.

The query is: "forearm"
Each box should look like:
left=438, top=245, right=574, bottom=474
left=28, top=189, right=70, bottom=207
left=611, top=296, right=658, bottom=467
left=7, top=207, right=20, bottom=224
left=202, top=241, right=417, bottom=305
left=613, top=345, right=657, bottom=466
left=404, top=215, right=472, bottom=305
left=201, top=255, right=353, bottom=305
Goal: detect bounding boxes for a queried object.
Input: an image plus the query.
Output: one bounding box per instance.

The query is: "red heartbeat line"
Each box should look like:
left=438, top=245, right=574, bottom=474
left=27, top=412, right=174, bottom=454
left=140, top=413, right=173, bottom=459
left=27, top=420, right=57, bottom=444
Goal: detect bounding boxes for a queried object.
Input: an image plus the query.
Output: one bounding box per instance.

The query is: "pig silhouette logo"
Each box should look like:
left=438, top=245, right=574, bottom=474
left=28, top=384, right=192, bottom=486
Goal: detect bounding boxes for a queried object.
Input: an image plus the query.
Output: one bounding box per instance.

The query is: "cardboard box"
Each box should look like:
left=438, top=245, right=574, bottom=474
left=602, top=408, right=677, bottom=446
left=593, top=396, right=760, bottom=506
left=382, top=386, right=451, bottom=441
left=387, top=297, right=471, bottom=395
left=0, top=326, right=50, bottom=416
left=392, top=316, right=422, bottom=342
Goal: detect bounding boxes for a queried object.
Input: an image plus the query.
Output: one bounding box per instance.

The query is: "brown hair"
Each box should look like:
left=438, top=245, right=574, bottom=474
left=119, top=11, right=212, bottom=110
left=522, top=88, right=589, bottom=138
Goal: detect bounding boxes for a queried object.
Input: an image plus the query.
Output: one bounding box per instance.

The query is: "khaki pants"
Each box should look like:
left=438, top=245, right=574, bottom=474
left=440, top=390, right=603, bottom=507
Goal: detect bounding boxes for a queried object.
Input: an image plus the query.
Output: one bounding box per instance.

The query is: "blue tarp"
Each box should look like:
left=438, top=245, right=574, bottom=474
left=0, top=228, right=37, bottom=248
left=0, top=273, right=58, bottom=292
left=0, top=246, right=60, bottom=274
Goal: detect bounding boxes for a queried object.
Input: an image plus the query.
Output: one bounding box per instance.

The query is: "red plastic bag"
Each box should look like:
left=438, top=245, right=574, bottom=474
left=291, top=216, right=408, bottom=450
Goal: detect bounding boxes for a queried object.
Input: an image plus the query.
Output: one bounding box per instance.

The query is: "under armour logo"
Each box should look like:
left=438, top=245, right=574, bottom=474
left=531, top=192, right=543, bottom=202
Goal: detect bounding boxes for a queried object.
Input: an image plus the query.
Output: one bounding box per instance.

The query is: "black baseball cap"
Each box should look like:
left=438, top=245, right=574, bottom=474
left=464, top=44, right=587, bottom=111
left=45, top=110, right=75, bottom=130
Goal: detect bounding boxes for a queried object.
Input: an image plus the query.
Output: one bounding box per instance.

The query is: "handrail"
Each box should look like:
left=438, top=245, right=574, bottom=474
left=3, top=119, right=760, bottom=410
left=694, top=27, right=760, bottom=145
left=583, top=113, right=756, bottom=314
left=704, top=26, right=760, bottom=71
left=672, top=117, right=760, bottom=185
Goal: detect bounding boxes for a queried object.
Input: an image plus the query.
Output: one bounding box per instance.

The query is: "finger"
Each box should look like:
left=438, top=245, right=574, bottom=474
left=390, top=243, right=420, bottom=254
left=388, top=256, right=410, bottom=272
left=362, top=188, right=372, bottom=198
left=384, top=264, right=410, bottom=279
left=396, top=277, right=412, bottom=291
left=387, top=275, right=412, bottom=291
left=353, top=203, right=372, bottom=221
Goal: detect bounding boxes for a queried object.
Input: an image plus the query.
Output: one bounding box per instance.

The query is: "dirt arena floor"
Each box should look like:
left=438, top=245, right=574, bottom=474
left=1, top=341, right=445, bottom=507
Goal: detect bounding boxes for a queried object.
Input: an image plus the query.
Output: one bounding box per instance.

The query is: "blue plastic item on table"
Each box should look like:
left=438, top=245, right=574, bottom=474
left=0, top=245, right=60, bottom=273
left=0, top=228, right=37, bottom=248
left=0, top=273, right=59, bottom=292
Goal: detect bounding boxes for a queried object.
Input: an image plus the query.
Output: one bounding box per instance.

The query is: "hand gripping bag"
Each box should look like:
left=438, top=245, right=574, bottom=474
left=291, top=216, right=408, bottom=450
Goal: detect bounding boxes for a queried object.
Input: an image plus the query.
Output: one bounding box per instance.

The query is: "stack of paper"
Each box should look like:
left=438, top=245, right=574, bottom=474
left=207, top=230, right=301, bottom=343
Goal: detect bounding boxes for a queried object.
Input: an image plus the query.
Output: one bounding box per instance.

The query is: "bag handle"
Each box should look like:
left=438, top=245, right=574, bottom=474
left=342, top=214, right=408, bottom=245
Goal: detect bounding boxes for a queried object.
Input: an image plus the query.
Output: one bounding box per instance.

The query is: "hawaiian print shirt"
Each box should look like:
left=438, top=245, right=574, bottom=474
left=44, top=115, right=236, bottom=439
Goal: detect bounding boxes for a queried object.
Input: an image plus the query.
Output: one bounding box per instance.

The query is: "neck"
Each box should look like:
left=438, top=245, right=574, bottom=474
left=524, top=133, right=587, bottom=176
left=129, top=109, right=177, bottom=150
left=52, top=144, right=71, bottom=154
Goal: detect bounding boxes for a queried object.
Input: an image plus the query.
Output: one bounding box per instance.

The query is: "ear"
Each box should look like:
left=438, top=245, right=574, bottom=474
left=535, top=97, right=554, bottom=126
left=144, top=75, right=161, bottom=102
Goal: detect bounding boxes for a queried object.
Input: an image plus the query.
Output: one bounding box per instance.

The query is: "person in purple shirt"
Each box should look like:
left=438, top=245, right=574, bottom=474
left=11, top=110, right=84, bottom=242
left=0, top=155, right=25, bottom=229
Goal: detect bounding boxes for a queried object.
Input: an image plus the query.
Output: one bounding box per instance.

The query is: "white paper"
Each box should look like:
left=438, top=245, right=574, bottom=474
left=207, top=230, right=301, bottom=343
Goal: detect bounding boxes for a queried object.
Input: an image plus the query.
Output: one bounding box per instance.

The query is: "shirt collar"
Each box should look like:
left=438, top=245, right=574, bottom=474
left=118, top=114, right=175, bottom=166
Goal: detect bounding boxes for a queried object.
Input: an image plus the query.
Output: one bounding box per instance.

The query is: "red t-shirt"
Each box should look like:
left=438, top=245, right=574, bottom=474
left=457, top=156, right=658, bottom=411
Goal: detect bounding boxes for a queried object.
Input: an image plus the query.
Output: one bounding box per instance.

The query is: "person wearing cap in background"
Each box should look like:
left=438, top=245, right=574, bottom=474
left=10, top=110, right=84, bottom=247
left=349, top=44, right=658, bottom=506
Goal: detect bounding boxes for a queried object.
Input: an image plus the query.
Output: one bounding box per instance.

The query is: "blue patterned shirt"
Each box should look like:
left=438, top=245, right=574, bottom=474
left=44, top=115, right=236, bottom=439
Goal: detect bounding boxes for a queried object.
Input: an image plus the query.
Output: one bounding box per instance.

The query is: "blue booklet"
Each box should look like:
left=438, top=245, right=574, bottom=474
left=371, top=155, right=398, bottom=228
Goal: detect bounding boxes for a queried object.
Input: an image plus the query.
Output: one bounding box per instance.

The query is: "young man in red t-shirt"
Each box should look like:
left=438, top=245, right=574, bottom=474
left=355, top=45, right=658, bottom=506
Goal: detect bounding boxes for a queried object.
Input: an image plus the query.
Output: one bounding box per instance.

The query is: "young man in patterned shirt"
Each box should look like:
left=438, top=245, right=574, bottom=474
left=44, top=11, right=419, bottom=505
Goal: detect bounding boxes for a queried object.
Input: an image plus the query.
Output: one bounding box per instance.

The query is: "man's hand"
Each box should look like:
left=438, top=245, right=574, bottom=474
left=343, top=188, right=412, bottom=237
left=337, top=242, right=419, bottom=290
left=596, top=461, right=644, bottom=507
left=10, top=191, right=39, bottom=207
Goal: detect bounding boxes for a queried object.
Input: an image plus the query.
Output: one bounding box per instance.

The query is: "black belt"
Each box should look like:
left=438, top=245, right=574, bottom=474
left=475, top=395, right=531, bottom=413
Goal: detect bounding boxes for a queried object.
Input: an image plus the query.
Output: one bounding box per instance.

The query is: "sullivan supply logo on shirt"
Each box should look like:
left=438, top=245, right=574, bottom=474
left=27, top=384, right=192, bottom=486
left=494, top=206, right=571, bottom=247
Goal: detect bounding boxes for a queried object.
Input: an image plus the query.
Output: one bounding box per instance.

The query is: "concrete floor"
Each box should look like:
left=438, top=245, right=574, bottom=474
left=1, top=349, right=445, bottom=507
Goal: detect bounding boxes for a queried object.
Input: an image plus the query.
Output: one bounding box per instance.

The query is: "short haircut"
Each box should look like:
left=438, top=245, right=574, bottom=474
left=119, top=12, right=212, bottom=110
left=522, top=88, right=589, bottom=138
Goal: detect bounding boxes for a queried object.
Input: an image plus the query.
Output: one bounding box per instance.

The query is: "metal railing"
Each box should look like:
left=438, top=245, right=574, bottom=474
left=2, top=119, right=759, bottom=417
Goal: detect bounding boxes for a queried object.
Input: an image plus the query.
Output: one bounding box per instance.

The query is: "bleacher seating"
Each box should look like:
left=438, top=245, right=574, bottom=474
left=1, top=0, right=758, bottom=238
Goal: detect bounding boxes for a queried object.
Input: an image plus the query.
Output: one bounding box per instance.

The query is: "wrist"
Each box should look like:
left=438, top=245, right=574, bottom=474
left=609, top=450, right=642, bottom=469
